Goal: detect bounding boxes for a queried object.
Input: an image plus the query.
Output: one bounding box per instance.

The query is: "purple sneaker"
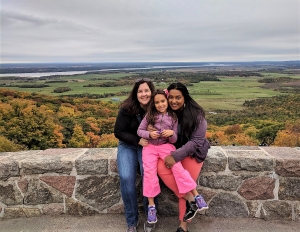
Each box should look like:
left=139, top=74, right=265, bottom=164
left=195, top=195, right=209, bottom=211
left=147, top=206, right=157, bottom=224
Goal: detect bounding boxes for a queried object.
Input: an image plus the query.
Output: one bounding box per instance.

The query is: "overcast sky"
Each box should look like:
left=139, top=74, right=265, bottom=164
left=1, top=0, right=299, bottom=63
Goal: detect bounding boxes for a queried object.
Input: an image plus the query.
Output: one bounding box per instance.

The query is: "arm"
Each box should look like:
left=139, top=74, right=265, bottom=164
left=171, top=118, right=207, bottom=163
left=137, top=116, right=151, bottom=139
left=114, top=108, right=140, bottom=146
left=138, top=116, right=161, bottom=140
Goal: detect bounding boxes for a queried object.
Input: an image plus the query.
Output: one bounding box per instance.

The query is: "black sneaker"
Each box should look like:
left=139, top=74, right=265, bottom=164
left=144, top=221, right=156, bottom=232
left=176, top=227, right=189, bottom=232
left=183, top=200, right=199, bottom=221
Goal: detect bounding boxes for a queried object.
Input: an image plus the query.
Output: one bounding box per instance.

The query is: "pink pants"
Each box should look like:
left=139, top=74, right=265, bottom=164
left=157, top=156, right=203, bottom=221
left=143, top=143, right=197, bottom=197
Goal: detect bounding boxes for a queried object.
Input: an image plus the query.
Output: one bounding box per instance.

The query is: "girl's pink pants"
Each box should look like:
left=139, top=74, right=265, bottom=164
left=142, top=143, right=197, bottom=197
left=157, top=156, right=203, bottom=221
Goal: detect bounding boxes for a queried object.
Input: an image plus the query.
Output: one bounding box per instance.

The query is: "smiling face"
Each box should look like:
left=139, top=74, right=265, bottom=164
left=168, top=89, right=185, bottom=111
left=137, top=82, right=152, bottom=107
left=154, top=93, right=168, bottom=114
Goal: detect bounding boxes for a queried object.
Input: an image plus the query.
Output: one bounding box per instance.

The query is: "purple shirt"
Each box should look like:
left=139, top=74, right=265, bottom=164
left=171, top=117, right=208, bottom=163
left=137, top=112, right=178, bottom=145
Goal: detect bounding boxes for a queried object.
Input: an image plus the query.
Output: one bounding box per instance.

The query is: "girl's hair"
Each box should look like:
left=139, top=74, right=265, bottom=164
left=167, top=82, right=205, bottom=138
left=120, top=79, right=155, bottom=115
left=146, top=89, right=177, bottom=125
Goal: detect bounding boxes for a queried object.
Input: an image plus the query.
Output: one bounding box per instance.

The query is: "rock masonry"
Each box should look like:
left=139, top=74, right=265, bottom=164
left=0, top=146, right=299, bottom=221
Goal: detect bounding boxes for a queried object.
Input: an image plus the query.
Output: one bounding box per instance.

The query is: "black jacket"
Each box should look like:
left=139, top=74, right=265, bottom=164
left=114, top=107, right=146, bottom=146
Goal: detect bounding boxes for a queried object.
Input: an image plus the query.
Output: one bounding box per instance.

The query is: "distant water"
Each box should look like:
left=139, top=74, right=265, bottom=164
left=0, top=64, right=230, bottom=78
left=0, top=71, right=88, bottom=78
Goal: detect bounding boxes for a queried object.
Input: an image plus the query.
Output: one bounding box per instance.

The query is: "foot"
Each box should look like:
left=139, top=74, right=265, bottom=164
left=127, top=226, right=137, bottom=232
left=195, top=194, right=209, bottom=211
left=144, top=221, right=156, bottom=232
left=176, top=227, right=189, bottom=232
left=147, top=206, right=157, bottom=224
left=183, top=201, right=198, bottom=221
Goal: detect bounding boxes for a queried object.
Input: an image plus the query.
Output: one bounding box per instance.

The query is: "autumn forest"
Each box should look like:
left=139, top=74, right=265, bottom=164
left=0, top=62, right=300, bottom=151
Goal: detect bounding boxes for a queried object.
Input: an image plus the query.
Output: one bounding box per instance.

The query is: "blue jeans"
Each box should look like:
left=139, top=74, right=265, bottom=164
left=117, top=141, right=143, bottom=227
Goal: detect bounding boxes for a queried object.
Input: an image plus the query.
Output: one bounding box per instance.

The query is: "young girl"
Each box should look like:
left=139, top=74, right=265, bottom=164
left=137, top=89, right=205, bottom=226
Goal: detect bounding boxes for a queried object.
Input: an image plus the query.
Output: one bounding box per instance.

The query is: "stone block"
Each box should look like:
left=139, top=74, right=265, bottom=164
left=278, top=177, right=300, bottom=201
left=0, top=181, right=23, bottom=205
left=107, top=203, right=124, bottom=214
left=3, top=207, right=27, bottom=218
left=207, top=192, right=248, bottom=218
left=65, top=198, right=98, bottom=215
left=20, top=148, right=86, bottom=175
left=295, top=202, right=300, bottom=221
left=199, top=173, right=243, bottom=191
left=227, top=150, right=274, bottom=171
left=197, top=188, right=218, bottom=202
left=157, top=181, right=178, bottom=216
left=221, top=146, right=261, bottom=150
left=75, top=148, right=115, bottom=175
left=0, top=157, right=19, bottom=181
left=41, top=203, right=64, bottom=215
left=202, top=146, right=227, bottom=172
left=22, top=208, right=42, bottom=217
left=75, top=175, right=121, bottom=211
left=246, top=201, right=260, bottom=218
left=262, top=147, right=300, bottom=177
left=238, top=176, right=275, bottom=200
left=40, top=176, right=76, bottom=197
left=17, top=178, right=29, bottom=193
left=24, top=179, right=63, bottom=205
left=261, top=201, right=292, bottom=220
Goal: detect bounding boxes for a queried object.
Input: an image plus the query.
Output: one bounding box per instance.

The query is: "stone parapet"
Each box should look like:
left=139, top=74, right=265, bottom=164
left=0, top=146, right=299, bottom=221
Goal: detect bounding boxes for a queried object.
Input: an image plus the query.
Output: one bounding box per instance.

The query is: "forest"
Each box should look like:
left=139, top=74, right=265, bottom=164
left=0, top=88, right=299, bottom=152
left=1, top=62, right=300, bottom=151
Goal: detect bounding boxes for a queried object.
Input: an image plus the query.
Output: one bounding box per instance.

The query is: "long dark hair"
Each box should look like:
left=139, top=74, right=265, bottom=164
left=167, top=82, right=205, bottom=139
left=120, top=79, right=155, bottom=115
left=146, top=89, right=177, bottom=125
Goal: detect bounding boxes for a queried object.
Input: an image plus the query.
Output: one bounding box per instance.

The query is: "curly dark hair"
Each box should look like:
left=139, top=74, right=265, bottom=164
left=146, top=89, right=177, bottom=125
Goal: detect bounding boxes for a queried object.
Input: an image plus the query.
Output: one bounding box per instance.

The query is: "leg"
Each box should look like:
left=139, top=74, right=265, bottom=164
left=117, top=141, right=140, bottom=227
left=143, top=144, right=159, bottom=225
left=143, top=144, right=160, bottom=198
left=157, top=156, right=203, bottom=231
left=157, top=143, right=197, bottom=194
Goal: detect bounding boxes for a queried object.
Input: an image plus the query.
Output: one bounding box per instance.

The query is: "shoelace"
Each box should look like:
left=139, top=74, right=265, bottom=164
left=149, top=208, right=156, bottom=215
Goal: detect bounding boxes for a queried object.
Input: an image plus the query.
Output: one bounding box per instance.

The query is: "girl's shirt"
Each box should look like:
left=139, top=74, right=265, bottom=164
left=137, top=112, right=178, bottom=146
left=114, top=107, right=146, bottom=146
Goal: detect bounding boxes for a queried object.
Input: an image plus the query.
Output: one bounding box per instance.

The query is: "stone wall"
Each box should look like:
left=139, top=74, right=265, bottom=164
left=0, top=146, right=299, bottom=221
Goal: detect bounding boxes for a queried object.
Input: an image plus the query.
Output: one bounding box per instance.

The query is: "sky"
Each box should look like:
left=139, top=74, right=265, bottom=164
left=0, top=0, right=299, bottom=63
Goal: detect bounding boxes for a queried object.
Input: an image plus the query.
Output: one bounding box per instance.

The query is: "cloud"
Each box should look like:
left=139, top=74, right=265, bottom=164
left=1, top=0, right=299, bottom=63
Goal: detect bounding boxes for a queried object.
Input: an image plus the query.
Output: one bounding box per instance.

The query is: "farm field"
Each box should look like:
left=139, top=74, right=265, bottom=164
left=1, top=69, right=300, bottom=111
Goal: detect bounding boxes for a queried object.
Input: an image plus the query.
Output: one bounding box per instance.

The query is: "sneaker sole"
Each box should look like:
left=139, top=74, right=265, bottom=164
left=198, top=206, right=209, bottom=212
left=147, top=220, right=157, bottom=224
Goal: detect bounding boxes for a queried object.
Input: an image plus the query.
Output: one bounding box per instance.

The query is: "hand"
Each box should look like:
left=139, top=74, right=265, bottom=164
left=139, top=138, right=149, bottom=147
left=164, top=155, right=176, bottom=168
left=150, top=131, right=160, bottom=139
left=147, top=124, right=158, bottom=132
left=161, top=129, right=174, bottom=138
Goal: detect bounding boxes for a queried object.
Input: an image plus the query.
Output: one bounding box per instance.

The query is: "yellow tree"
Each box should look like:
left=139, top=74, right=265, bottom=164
left=68, top=125, right=89, bottom=148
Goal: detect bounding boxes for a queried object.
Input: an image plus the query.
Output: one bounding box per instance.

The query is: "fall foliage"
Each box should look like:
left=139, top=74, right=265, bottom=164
left=0, top=89, right=299, bottom=151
